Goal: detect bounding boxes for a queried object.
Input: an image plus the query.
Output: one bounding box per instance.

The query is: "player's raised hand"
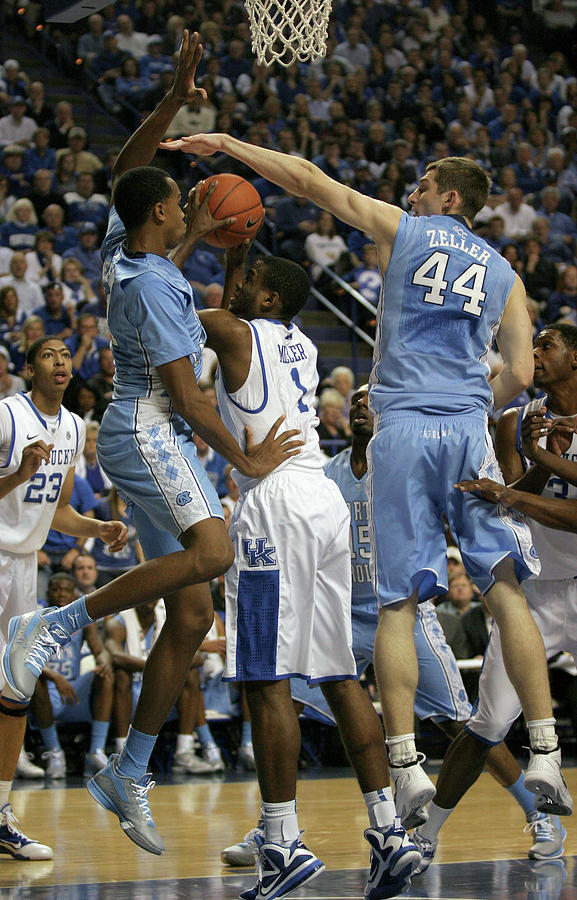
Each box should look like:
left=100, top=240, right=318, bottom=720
left=521, top=409, right=551, bottom=461
left=242, top=416, right=304, bottom=478
left=170, top=30, right=207, bottom=105
left=547, top=415, right=577, bottom=456
left=455, top=477, right=512, bottom=505
left=18, top=440, right=54, bottom=482
left=184, top=182, right=235, bottom=239
left=97, top=520, right=128, bottom=553
left=159, top=133, right=223, bottom=156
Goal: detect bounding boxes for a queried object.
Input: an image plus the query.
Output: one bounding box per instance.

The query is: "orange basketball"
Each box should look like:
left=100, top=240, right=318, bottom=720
left=196, top=174, right=265, bottom=248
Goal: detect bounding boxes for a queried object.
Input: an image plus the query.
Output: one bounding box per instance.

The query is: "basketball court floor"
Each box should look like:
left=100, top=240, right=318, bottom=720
left=2, top=764, right=576, bottom=899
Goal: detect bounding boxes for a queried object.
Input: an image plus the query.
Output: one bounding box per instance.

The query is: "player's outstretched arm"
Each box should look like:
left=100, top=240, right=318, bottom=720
left=456, top=477, right=577, bottom=532
left=111, top=30, right=206, bottom=189
left=159, top=133, right=402, bottom=262
left=521, top=411, right=577, bottom=486
left=491, top=275, right=534, bottom=411
left=50, top=470, right=128, bottom=552
left=494, top=408, right=551, bottom=496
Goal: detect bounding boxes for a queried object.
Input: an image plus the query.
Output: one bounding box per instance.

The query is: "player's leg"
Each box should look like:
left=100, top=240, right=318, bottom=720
left=112, top=668, right=132, bottom=753
left=171, top=667, right=214, bottom=775
left=0, top=552, right=52, bottom=860
left=85, top=670, right=113, bottom=775
left=30, top=679, right=66, bottom=780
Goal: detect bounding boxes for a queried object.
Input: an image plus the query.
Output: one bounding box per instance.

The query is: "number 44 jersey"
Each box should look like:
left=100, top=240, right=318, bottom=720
left=370, top=213, right=516, bottom=417
left=215, top=318, right=325, bottom=493
left=0, top=393, right=84, bottom=554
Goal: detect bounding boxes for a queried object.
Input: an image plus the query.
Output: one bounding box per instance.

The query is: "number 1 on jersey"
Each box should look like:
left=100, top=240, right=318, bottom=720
left=290, top=367, right=309, bottom=412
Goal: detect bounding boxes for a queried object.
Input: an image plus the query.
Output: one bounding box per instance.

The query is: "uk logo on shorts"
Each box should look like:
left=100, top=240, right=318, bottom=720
left=176, top=490, right=193, bottom=506
left=242, top=538, right=277, bottom=567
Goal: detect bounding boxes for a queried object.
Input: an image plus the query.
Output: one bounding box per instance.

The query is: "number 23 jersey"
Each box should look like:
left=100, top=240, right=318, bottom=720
left=370, top=212, right=516, bottom=417
left=0, top=393, right=85, bottom=554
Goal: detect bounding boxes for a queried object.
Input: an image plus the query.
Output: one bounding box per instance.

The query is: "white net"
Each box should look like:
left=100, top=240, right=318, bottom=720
left=244, top=0, right=331, bottom=67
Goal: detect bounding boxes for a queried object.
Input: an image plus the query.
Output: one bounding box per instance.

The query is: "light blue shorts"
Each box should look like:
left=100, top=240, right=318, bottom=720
left=48, top=672, right=94, bottom=723
left=367, top=411, right=539, bottom=606
left=98, top=401, right=223, bottom=559
left=289, top=602, right=471, bottom=724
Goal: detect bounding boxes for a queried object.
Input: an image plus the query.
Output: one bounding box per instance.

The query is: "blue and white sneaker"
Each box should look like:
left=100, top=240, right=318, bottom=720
left=1, top=608, right=70, bottom=702
left=0, top=803, right=53, bottom=860
left=411, top=828, right=438, bottom=875
left=364, top=819, right=421, bottom=899
left=239, top=833, right=324, bottom=900
left=87, top=754, right=165, bottom=856
left=525, top=812, right=567, bottom=859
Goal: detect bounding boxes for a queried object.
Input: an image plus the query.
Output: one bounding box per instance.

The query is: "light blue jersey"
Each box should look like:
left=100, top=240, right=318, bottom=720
left=97, top=207, right=222, bottom=556
left=101, top=207, right=206, bottom=399
left=370, top=213, right=515, bottom=417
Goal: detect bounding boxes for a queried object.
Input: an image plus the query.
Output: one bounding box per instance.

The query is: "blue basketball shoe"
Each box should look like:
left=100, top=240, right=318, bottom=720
left=0, top=803, right=53, bottom=860
left=1, top=608, right=70, bottom=702
left=364, top=819, right=421, bottom=899
left=239, top=833, right=324, bottom=899
left=87, top=754, right=165, bottom=855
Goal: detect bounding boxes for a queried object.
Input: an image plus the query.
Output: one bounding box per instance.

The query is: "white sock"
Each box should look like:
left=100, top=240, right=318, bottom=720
left=418, top=801, right=454, bottom=842
left=386, top=733, right=417, bottom=766
left=262, top=799, right=299, bottom=846
left=0, top=780, right=12, bottom=807
left=527, top=718, right=558, bottom=752
left=115, top=737, right=127, bottom=754
left=176, top=734, right=194, bottom=754
left=363, top=786, right=396, bottom=828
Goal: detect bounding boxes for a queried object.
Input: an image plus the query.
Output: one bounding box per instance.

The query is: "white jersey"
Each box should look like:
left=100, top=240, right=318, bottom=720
left=215, top=318, right=325, bottom=493
left=520, top=397, right=577, bottom=580
left=0, top=392, right=85, bottom=555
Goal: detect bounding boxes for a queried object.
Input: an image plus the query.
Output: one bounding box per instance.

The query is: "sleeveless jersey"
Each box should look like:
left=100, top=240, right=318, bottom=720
left=518, top=397, right=577, bottom=580
left=0, top=393, right=84, bottom=554
left=101, top=207, right=205, bottom=406
left=370, top=212, right=516, bottom=417
left=324, top=447, right=377, bottom=618
left=215, top=318, right=324, bottom=493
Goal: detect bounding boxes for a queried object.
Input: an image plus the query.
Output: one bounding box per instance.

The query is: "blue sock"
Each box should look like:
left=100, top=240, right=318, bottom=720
left=43, top=596, right=93, bottom=635
left=90, top=720, right=110, bottom=754
left=506, top=772, right=536, bottom=817
left=241, top=720, right=252, bottom=745
left=196, top=724, right=213, bottom=748
left=40, top=724, right=60, bottom=751
left=116, top=726, right=157, bottom=779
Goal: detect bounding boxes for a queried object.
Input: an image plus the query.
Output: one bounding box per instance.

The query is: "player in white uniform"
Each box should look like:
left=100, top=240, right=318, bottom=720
left=198, top=250, right=420, bottom=900
left=0, top=335, right=126, bottom=861
left=412, top=323, right=577, bottom=871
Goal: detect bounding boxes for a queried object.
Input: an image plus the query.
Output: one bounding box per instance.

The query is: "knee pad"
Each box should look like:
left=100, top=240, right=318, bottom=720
left=0, top=697, right=30, bottom=717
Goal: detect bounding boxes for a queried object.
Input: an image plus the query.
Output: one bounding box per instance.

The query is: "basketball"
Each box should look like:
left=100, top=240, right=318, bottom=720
left=196, top=174, right=265, bottom=249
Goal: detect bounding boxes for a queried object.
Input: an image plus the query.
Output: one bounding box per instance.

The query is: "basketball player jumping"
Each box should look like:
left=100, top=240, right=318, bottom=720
left=0, top=336, right=127, bottom=861
left=159, top=134, right=572, bottom=821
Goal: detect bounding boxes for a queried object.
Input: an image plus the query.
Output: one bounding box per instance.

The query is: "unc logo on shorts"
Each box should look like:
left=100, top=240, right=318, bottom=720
left=529, top=545, right=539, bottom=559
left=242, top=538, right=277, bottom=567
left=176, top=490, right=193, bottom=507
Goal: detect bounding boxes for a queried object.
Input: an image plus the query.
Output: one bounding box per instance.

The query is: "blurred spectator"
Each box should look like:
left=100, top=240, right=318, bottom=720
left=25, top=83, right=54, bottom=129
left=42, top=204, right=79, bottom=255
left=91, top=32, right=128, bottom=114
left=0, top=252, right=43, bottom=316
left=536, top=185, right=577, bottom=249
left=305, top=210, right=349, bottom=284
left=76, top=422, right=111, bottom=498
left=316, top=387, right=350, bottom=457
left=511, top=141, right=542, bottom=196
left=72, top=551, right=98, bottom=595
left=56, top=127, right=103, bottom=177
left=1, top=144, right=31, bottom=199
left=81, top=280, right=109, bottom=337
left=0, top=198, right=38, bottom=251
left=436, top=571, right=481, bottom=617
left=484, top=215, right=508, bottom=253
left=193, top=433, right=228, bottom=497
left=496, top=187, right=537, bottom=241
left=38, top=473, right=96, bottom=577
left=77, top=13, right=105, bottom=64
left=0, top=60, right=28, bottom=104
left=60, top=257, right=96, bottom=306
left=33, top=282, right=74, bottom=340
left=330, top=366, right=355, bottom=420
left=181, top=247, right=225, bottom=294
left=345, top=243, right=381, bottom=322
left=141, top=65, right=176, bottom=114
left=73, top=381, right=101, bottom=423
left=54, top=151, right=78, bottom=197
left=532, top=216, right=574, bottom=266
left=275, top=194, right=318, bottom=264
left=114, top=14, right=149, bottom=59
left=219, top=38, right=252, bottom=83
left=63, top=173, right=108, bottom=229
left=9, top=314, right=44, bottom=378
left=25, top=230, right=62, bottom=286
left=0, top=344, right=25, bottom=399
left=164, top=94, right=217, bottom=139
left=48, top=101, right=76, bottom=150
left=62, top=222, right=103, bottom=290
left=0, top=175, right=15, bottom=223
left=0, top=284, right=24, bottom=344
left=334, top=25, right=371, bottom=70
left=138, top=35, right=172, bottom=81
left=521, top=236, right=559, bottom=303
left=91, top=487, right=143, bottom=586
left=86, top=346, right=115, bottom=415
left=546, top=266, right=577, bottom=324
left=0, top=96, right=37, bottom=149
left=114, top=57, right=152, bottom=109
left=28, top=169, right=63, bottom=221
left=66, top=312, right=108, bottom=380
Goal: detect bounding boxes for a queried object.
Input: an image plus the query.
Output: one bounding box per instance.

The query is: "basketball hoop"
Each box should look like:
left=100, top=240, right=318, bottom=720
left=244, top=0, right=331, bottom=67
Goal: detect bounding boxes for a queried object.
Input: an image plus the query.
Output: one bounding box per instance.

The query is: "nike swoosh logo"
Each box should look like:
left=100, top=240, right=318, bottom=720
left=246, top=215, right=263, bottom=229
left=26, top=434, right=39, bottom=441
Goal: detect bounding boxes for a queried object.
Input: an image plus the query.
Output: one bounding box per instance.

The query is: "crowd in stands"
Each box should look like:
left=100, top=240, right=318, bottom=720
left=1, top=0, right=577, bottom=773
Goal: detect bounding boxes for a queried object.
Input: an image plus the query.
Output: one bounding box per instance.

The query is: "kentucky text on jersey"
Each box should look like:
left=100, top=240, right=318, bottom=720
left=278, top=342, right=307, bottom=364
left=49, top=448, right=75, bottom=465
left=426, top=227, right=491, bottom=265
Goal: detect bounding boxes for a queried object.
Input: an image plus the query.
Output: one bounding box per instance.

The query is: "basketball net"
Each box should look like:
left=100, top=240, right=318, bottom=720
left=244, top=0, right=331, bottom=67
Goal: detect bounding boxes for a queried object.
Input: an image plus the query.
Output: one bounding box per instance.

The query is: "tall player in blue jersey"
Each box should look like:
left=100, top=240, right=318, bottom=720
left=1, top=32, right=300, bottom=857
left=160, top=136, right=572, bottom=821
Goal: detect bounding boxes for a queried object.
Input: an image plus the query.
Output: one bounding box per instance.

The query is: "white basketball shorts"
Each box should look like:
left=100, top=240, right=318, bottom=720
left=0, top=549, right=37, bottom=682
